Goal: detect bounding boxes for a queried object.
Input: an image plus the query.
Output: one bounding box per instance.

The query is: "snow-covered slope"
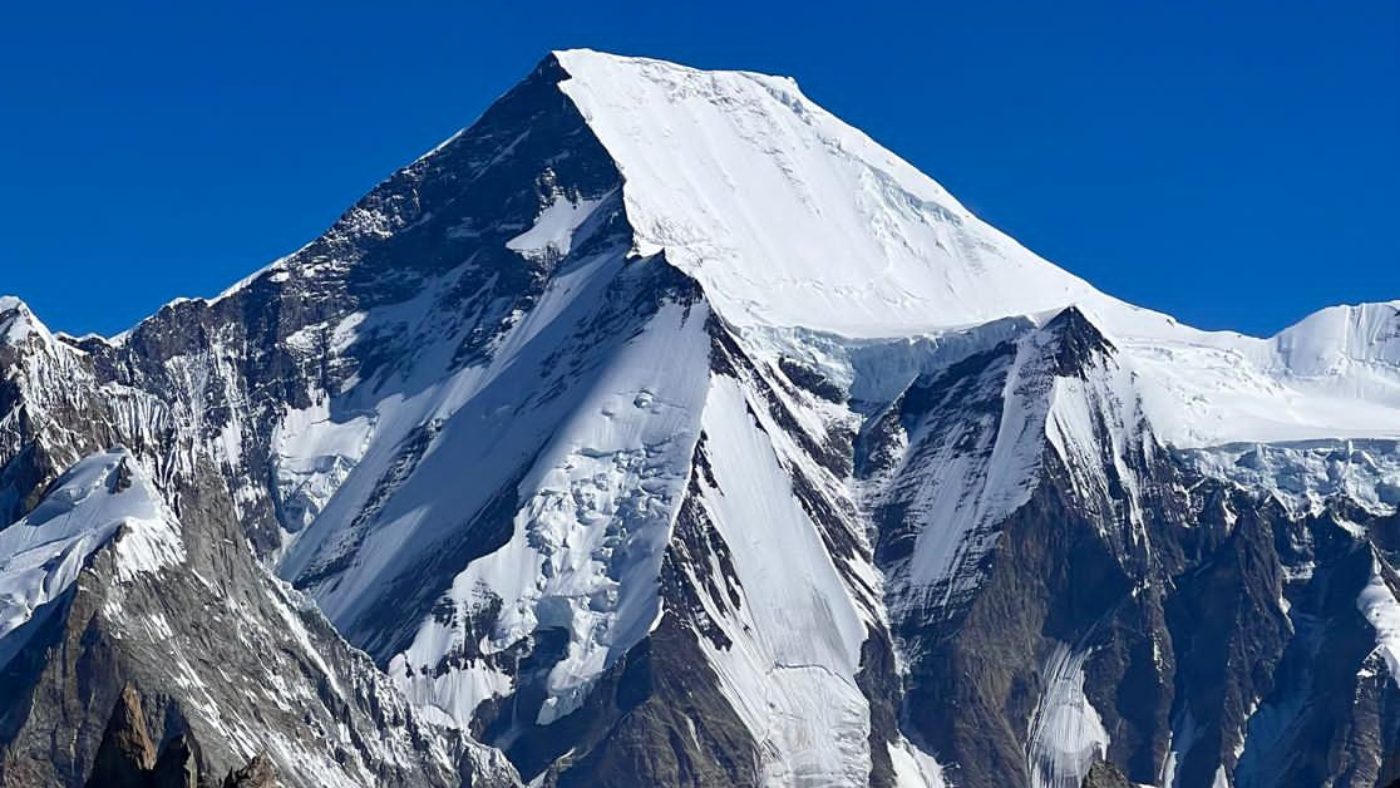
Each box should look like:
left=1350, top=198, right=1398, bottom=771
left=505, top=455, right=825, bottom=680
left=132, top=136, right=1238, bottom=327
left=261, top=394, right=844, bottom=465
left=0, top=297, right=53, bottom=348
left=0, top=450, right=181, bottom=642
left=552, top=50, right=1101, bottom=337
left=552, top=49, right=1400, bottom=449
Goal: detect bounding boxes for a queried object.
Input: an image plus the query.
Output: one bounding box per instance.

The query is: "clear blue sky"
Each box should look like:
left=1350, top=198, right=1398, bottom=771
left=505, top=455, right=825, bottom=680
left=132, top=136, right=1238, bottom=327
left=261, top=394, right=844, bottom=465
left=2, top=1, right=1396, bottom=337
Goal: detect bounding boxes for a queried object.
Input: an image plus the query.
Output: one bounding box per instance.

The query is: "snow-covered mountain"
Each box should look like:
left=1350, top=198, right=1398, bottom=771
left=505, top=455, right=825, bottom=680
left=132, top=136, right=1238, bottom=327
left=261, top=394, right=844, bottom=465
left=2, top=50, right=1398, bottom=788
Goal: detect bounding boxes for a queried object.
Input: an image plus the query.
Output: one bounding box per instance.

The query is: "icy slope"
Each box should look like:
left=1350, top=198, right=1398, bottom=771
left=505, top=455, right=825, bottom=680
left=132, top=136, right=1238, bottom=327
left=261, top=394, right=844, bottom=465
left=0, top=450, right=181, bottom=642
left=386, top=286, right=715, bottom=730
left=1272, top=300, right=1400, bottom=378
left=551, top=50, right=1400, bottom=449
left=554, top=49, right=1102, bottom=338
left=0, top=297, right=53, bottom=348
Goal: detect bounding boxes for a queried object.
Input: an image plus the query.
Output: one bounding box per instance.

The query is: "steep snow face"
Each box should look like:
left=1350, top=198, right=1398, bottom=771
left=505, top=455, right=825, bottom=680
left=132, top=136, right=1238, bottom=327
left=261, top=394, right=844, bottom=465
left=879, top=331, right=1051, bottom=597
left=1026, top=645, right=1110, bottom=788
left=888, top=743, right=949, bottom=788
left=551, top=50, right=1400, bottom=449
left=1272, top=301, right=1400, bottom=379
left=553, top=49, right=1101, bottom=338
left=269, top=396, right=377, bottom=535
left=0, top=449, right=182, bottom=642
left=691, top=375, right=876, bottom=786
left=0, top=297, right=53, bottom=348
left=1358, top=555, right=1400, bottom=688
left=860, top=308, right=1150, bottom=613
left=389, top=294, right=714, bottom=729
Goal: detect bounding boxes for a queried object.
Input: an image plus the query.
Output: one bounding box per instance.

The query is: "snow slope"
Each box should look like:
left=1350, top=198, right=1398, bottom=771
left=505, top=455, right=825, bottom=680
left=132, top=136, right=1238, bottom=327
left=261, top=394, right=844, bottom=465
left=553, top=49, right=1100, bottom=338
left=551, top=50, right=1400, bottom=449
left=1026, top=645, right=1111, bottom=788
left=389, top=294, right=715, bottom=729
left=1359, top=555, right=1400, bottom=689
left=0, top=297, right=53, bottom=347
left=692, top=374, right=873, bottom=786
left=0, top=449, right=182, bottom=642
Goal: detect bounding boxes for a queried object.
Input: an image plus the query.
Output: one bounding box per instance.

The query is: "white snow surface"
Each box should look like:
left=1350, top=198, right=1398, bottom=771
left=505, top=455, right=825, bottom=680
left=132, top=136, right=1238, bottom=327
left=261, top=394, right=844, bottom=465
left=552, top=49, right=1400, bottom=449
left=0, top=449, right=184, bottom=641
left=888, top=741, right=949, bottom=788
left=553, top=50, right=1098, bottom=338
left=506, top=191, right=610, bottom=262
left=391, top=297, right=714, bottom=728
left=693, top=376, right=874, bottom=786
left=270, top=396, right=377, bottom=536
left=1358, top=554, right=1400, bottom=689
left=1026, top=644, right=1111, bottom=788
left=1181, top=439, right=1400, bottom=516
left=0, top=296, right=55, bottom=348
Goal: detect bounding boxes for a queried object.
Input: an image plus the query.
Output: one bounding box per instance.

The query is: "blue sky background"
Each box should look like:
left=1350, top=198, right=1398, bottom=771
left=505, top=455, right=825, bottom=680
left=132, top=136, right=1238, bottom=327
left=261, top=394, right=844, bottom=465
left=2, top=1, right=1396, bottom=337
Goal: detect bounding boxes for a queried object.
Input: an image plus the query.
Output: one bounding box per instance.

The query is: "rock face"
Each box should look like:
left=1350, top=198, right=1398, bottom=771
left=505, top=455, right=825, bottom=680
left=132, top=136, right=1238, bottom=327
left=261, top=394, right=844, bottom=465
left=3, top=50, right=1400, bottom=787
left=1082, top=760, right=1133, bottom=788
left=86, top=685, right=158, bottom=788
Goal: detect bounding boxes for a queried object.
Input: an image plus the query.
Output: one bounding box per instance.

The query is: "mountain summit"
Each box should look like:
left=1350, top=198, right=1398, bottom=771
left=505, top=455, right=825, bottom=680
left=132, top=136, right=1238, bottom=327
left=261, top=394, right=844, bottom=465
left=1, top=50, right=1398, bottom=788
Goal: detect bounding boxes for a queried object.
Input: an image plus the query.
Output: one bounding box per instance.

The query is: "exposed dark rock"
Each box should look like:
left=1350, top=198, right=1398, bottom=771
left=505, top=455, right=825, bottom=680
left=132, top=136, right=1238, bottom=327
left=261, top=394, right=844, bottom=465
left=149, top=733, right=200, bottom=788
left=1081, top=758, right=1131, bottom=788
left=221, top=754, right=277, bottom=788
left=777, top=357, right=846, bottom=404
left=86, top=685, right=157, bottom=788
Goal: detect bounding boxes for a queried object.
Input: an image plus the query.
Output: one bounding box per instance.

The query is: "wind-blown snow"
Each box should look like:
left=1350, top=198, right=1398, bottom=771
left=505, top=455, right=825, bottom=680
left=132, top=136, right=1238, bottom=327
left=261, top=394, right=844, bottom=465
left=0, top=449, right=184, bottom=641
left=554, top=50, right=1098, bottom=338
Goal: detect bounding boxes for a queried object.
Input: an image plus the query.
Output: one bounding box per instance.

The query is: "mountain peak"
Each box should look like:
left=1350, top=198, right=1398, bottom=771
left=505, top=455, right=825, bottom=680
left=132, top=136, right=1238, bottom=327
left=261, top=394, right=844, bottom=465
left=5, top=48, right=1400, bottom=788
left=551, top=48, right=803, bottom=90
left=0, top=295, right=53, bottom=349
left=549, top=49, right=1101, bottom=337
left=1040, top=305, right=1117, bottom=377
left=1273, top=300, right=1400, bottom=376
